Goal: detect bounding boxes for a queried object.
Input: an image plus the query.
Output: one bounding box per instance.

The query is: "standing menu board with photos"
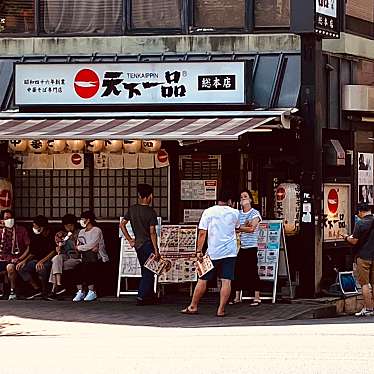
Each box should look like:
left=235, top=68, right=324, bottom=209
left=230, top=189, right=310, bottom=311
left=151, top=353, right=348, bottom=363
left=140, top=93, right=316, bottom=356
left=250, top=220, right=292, bottom=303
left=117, top=218, right=161, bottom=297
left=158, top=225, right=198, bottom=283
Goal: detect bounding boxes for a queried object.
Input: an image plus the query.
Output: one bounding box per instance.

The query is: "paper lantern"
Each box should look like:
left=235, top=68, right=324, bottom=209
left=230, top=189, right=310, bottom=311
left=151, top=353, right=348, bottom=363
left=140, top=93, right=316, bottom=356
left=0, top=178, right=12, bottom=210
left=66, top=140, right=85, bottom=152
left=274, top=183, right=301, bottom=236
left=48, top=140, right=66, bottom=153
left=28, top=140, right=48, bottom=153
left=8, top=140, right=27, bottom=152
left=87, top=140, right=104, bottom=153
left=105, top=140, right=123, bottom=153
left=142, top=140, right=162, bottom=153
left=123, top=140, right=142, bottom=153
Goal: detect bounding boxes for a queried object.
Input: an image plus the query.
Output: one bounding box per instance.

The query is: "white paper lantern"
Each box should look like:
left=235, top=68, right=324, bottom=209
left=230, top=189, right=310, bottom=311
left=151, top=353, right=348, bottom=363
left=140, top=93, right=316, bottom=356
left=123, top=140, right=142, bottom=153
left=28, top=140, right=48, bottom=153
left=48, top=140, right=66, bottom=153
left=66, top=140, right=85, bottom=152
left=142, top=140, right=162, bottom=153
left=87, top=140, right=104, bottom=153
left=105, top=140, right=123, bottom=153
left=8, top=140, right=27, bottom=152
left=274, top=183, right=301, bottom=236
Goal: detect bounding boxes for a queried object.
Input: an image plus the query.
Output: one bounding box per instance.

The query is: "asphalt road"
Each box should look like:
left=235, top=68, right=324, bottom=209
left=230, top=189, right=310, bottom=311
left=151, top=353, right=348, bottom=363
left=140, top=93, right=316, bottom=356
left=1, top=314, right=374, bottom=374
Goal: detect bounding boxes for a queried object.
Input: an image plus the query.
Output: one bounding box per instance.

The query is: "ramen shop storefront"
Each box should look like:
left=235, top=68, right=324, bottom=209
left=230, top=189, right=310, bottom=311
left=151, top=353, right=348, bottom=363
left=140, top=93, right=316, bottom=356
left=0, top=58, right=298, bottom=295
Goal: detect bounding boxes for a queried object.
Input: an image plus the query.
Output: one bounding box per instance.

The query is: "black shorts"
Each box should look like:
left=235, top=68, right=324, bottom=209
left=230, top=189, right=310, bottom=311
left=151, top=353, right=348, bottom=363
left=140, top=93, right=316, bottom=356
left=201, top=257, right=236, bottom=281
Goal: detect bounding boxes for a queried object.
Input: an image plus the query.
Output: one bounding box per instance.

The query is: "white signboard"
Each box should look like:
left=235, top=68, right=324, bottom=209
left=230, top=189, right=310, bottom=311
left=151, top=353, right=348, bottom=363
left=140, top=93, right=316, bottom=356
left=323, top=184, right=351, bottom=242
left=184, top=209, right=204, bottom=223
left=358, top=153, right=374, bottom=205
left=181, top=180, right=217, bottom=201
left=316, top=0, right=337, bottom=18
left=15, top=62, right=246, bottom=106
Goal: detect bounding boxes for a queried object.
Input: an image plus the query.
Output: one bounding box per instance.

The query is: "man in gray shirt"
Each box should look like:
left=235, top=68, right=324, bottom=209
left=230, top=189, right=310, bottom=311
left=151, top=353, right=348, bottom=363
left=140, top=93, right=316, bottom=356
left=120, top=184, right=160, bottom=305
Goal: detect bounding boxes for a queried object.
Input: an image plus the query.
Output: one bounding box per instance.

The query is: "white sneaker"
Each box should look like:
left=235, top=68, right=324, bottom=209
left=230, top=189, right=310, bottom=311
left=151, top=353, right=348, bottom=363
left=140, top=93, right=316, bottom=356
left=8, top=292, right=16, bottom=301
left=73, top=290, right=85, bottom=302
left=355, top=308, right=374, bottom=317
left=84, top=290, right=97, bottom=302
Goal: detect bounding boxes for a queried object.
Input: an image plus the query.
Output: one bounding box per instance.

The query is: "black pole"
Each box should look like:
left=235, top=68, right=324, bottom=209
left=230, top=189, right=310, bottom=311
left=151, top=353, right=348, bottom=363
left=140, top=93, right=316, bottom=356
left=299, top=34, right=324, bottom=296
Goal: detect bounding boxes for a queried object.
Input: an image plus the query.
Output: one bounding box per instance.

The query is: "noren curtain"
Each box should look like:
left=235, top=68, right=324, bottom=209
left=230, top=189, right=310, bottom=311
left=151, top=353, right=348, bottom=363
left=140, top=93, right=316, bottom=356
left=42, top=0, right=123, bottom=35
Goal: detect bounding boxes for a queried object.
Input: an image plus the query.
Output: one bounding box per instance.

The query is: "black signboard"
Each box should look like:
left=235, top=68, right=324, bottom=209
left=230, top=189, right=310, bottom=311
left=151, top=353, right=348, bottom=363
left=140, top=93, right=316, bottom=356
left=291, top=0, right=341, bottom=39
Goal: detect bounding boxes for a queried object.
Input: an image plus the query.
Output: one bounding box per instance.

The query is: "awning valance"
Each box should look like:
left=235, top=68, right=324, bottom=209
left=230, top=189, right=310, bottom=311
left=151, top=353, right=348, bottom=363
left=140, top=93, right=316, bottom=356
left=0, top=110, right=293, bottom=141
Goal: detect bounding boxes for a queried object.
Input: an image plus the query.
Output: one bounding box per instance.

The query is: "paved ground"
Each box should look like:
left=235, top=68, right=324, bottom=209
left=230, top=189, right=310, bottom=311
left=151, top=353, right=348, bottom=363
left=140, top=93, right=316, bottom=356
left=0, top=296, right=336, bottom=329
left=0, top=299, right=374, bottom=374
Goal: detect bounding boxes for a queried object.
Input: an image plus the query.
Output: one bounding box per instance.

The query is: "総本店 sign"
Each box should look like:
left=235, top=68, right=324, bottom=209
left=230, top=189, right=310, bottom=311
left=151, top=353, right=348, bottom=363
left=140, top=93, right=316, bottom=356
left=315, top=0, right=339, bottom=38
left=15, top=62, right=248, bottom=106
left=290, top=0, right=340, bottom=39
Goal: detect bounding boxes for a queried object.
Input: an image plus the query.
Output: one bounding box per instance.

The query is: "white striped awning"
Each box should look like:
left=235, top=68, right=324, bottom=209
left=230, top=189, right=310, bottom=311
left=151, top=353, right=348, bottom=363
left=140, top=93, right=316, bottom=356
left=0, top=110, right=292, bottom=141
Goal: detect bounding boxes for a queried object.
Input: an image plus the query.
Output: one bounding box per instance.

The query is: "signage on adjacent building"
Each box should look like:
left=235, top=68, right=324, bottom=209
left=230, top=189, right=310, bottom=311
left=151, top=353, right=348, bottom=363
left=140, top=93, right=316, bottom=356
left=15, top=62, right=249, bottom=106
left=290, top=0, right=341, bottom=38
left=323, top=183, right=350, bottom=242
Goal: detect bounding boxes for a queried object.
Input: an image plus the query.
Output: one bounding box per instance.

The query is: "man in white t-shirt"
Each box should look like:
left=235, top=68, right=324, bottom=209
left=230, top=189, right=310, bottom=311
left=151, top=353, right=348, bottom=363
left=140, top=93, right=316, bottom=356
left=181, top=191, right=240, bottom=317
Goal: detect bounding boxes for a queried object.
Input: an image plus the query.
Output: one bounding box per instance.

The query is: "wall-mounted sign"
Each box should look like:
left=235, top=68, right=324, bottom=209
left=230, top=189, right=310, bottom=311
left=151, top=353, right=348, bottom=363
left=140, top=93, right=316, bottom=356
left=358, top=152, right=374, bottom=205
left=290, top=0, right=340, bottom=39
left=323, top=183, right=351, bottom=242
left=181, top=180, right=217, bottom=201
left=15, top=62, right=248, bottom=106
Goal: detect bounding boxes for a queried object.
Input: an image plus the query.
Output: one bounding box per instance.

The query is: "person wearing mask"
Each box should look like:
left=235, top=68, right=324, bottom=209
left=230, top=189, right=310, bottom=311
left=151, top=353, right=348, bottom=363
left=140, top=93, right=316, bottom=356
left=230, top=190, right=262, bottom=306
left=17, top=215, right=55, bottom=300
left=344, top=202, right=374, bottom=316
left=181, top=190, right=240, bottom=317
left=48, top=214, right=82, bottom=298
left=72, top=211, right=109, bottom=302
left=0, top=209, right=30, bottom=300
left=119, top=183, right=160, bottom=306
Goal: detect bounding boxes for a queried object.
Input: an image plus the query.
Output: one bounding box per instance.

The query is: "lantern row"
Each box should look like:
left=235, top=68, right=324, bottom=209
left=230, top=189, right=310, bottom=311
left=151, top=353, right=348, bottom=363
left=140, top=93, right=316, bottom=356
left=8, top=139, right=162, bottom=153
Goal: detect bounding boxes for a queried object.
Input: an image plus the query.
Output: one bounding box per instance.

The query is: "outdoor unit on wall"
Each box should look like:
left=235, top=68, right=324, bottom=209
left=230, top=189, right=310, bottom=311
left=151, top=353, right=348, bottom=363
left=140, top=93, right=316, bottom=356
left=343, top=85, right=374, bottom=112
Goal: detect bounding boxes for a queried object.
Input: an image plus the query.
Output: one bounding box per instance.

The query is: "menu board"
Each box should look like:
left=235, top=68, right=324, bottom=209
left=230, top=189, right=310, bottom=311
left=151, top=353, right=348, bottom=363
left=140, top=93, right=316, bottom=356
left=180, top=180, right=217, bottom=200
left=159, top=225, right=198, bottom=283
left=257, top=221, right=282, bottom=281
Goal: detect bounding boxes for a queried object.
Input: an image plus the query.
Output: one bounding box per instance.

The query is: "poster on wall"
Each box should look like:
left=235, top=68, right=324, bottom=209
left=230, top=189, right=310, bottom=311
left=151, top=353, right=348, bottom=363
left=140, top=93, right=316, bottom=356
left=358, top=153, right=374, bottom=205
left=180, top=180, right=217, bottom=201
left=323, top=184, right=350, bottom=242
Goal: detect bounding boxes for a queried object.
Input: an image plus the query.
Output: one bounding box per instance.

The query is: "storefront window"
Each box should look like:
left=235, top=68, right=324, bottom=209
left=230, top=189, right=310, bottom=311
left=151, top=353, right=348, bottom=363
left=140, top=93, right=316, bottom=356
left=0, top=0, right=35, bottom=34
left=14, top=162, right=170, bottom=221
left=193, top=0, right=246, bottom=29
left=131, top=0, right=182, bottom=29
left=254, top=0, right=290, bottom=28
left=40, top=0, right=123, bottom=35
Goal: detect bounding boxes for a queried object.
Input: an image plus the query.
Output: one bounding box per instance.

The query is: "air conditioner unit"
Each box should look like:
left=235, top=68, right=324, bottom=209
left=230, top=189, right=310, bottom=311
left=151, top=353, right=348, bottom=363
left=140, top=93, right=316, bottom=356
left=343, top=85, right=374, bottom=112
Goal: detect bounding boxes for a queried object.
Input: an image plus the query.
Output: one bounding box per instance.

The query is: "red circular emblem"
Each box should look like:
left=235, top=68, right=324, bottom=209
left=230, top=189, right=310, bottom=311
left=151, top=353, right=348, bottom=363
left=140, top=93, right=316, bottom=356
left=327, top=188, right=339, bottom=215
left=71, top=153, right=82, bottom=165
left=74, top=69, right=100, bottom=99
left=0, top=189, right=12, bottom=209
left=157, top=150, right=168, bottom=163
left=276, top=187, right=286, bottom=201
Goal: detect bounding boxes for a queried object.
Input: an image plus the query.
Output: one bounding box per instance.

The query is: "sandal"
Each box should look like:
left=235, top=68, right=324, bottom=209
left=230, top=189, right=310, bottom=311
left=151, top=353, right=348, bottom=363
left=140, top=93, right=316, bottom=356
left=216, top=312, right=228, bottom=317
left=180, top=307, right=199, bottom=315
left=250, top=300, right=262, bottom=307
left=229, top=299, right=242, bottom=305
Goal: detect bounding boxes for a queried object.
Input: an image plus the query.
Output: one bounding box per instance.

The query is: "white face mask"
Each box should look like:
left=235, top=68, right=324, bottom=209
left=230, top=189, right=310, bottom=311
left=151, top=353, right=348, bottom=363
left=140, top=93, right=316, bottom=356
left=4, top=219, right=14, bottom=229
left=33, top=227, right=42, bottom=235
left=241, top=198, right=250, bottom=206
left=80, top=219, right=87, bottom=228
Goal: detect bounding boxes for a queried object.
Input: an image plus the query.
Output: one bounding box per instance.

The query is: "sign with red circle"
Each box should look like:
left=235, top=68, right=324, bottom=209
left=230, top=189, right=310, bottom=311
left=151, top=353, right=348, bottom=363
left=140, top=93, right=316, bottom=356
left=71, top=153, right=82, bottom=166
left=276, top=187, right=286, bottom=201
left=74, top=69, right=100, bottom=99
left=157, top=150, right=168, bottom=164
left=0, top=189, right=12, bottom=209
left=327, top=188, right=339, bottom=214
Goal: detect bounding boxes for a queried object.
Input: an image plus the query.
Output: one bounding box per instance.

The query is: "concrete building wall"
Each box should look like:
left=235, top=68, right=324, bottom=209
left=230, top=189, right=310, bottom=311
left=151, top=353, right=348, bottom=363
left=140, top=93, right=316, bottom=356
left=0, top=34, right=300, bottom=56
